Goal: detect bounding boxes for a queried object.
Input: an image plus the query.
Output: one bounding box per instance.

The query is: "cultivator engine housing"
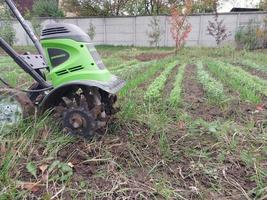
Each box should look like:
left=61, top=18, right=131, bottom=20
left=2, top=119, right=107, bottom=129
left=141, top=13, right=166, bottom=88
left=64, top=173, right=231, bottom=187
left=0, top=0, right=125, bottom=138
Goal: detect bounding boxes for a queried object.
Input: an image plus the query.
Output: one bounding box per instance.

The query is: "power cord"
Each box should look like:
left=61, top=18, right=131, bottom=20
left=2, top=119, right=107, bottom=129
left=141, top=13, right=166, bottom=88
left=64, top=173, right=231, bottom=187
left=0, top=76, right=53, bottom=93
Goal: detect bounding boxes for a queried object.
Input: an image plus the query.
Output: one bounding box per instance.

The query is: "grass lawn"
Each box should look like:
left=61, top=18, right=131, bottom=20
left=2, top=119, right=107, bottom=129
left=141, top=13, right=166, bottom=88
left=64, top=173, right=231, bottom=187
left=0, top=45, right=266, bottom=199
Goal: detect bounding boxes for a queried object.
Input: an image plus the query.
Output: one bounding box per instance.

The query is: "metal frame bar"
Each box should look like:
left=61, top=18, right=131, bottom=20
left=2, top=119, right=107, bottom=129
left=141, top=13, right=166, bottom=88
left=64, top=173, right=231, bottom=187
left=4, top=0, right=46, bottom=60
left=0, top=38, right=50, bottom=88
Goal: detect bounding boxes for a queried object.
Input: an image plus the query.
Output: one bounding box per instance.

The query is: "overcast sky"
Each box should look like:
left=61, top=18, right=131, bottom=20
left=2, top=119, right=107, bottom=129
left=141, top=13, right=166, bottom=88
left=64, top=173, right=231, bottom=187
left=219, top=0, right=261, bottom=12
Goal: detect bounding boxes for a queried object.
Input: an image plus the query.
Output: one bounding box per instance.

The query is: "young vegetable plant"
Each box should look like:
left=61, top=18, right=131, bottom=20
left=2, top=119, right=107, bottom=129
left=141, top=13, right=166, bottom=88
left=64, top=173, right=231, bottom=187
left=169, top=64, right=186, bottom=106
left=206, top=60, right=267, bottom=104
left=196, top=61, right=228, bottom=104
left=120, top=58, right=175, bottom=96
left=145, top=61, right=177, bottom=101
left=238, top=59, right=267, bottom=73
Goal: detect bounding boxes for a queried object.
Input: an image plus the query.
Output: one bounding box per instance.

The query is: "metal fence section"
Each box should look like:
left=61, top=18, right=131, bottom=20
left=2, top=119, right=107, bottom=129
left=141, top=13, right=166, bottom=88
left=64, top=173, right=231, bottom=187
left=10, top=12, right=267, bottom=47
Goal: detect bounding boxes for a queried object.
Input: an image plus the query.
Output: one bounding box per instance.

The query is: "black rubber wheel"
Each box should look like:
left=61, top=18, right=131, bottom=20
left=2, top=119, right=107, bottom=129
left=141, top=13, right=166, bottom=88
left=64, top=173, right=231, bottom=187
left=62, top=109, right=96, bottom=138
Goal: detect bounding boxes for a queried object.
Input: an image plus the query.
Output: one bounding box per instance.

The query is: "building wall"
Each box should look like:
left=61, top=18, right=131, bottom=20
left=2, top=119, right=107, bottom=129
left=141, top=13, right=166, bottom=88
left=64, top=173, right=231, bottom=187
left=10, top=12, right=267, bottom=47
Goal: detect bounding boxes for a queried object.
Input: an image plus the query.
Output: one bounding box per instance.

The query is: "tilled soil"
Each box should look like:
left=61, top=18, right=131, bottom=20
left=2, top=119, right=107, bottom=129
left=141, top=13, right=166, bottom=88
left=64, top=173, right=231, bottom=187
left=162, top=65, right=179, bottom=98
left=235, top=62, right=267, bottom=80
left=136, top=52, right=173, bottom=62
left=203, top=64, right=267, bottom=124
left=182, top=64, right=224, bottom=121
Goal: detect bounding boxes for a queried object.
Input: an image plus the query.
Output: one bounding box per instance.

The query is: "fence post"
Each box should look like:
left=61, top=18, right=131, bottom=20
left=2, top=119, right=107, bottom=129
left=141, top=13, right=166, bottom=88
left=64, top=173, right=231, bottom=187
left=104, top=18, right=107, bottom=44
left=236, top=13, right=240, bottom=32
left=198, top=14, right=203, bottom=45
left=133, top=16, right=137, bottom=46
left=164, top=15, right=168, bottom=47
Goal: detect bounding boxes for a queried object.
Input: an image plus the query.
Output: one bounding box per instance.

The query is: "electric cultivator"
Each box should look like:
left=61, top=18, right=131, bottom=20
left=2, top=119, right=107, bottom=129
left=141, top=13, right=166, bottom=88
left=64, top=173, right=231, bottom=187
left=0, top=0, right=125, bottom=138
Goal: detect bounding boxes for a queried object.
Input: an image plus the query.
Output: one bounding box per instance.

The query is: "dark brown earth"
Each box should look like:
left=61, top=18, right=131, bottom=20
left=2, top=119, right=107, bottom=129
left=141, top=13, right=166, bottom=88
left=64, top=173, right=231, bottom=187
left=235, top=62, right=267, bottom=80
left=136, top=52, right=173, bottom=62
left=139, top=68, right=163, bottom=90
left=163, top=65, right=179, bottom=98
left=182, top=64, right=224, bottom=121
left=203, top=64, right=267, bottom=125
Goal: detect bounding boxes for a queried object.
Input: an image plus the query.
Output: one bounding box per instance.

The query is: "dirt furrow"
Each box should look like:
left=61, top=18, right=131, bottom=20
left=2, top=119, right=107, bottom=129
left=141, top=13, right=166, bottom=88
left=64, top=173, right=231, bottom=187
left=204, top=64, right=267, bottom=124
left=183, top=64, right=223, bottom=121
left=138, top=67, right=164, bottom=90
left=162, top=64, right=180, bottom=99
left=136, top=52, right=173, bottom=62
left=235, top=62, right=267, bottom=80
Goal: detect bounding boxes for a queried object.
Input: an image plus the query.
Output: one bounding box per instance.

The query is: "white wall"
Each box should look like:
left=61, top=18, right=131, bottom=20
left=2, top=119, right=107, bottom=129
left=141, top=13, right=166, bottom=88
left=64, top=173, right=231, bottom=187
left=8, top=12, right=267, bottom=47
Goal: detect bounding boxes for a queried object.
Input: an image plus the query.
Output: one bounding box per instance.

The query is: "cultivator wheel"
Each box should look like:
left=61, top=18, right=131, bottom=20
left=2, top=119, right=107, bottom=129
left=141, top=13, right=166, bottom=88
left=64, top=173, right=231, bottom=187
left=0, top=88, right=34, bottom=132
left=50, top=86, right=118, bottom=139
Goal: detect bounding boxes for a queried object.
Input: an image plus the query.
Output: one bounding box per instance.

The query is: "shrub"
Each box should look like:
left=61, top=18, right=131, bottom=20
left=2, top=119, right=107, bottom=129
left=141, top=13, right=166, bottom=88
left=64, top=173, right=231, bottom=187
left=207, top=11, right=231, bottom=46
left=169, top=1, right=192, bottom=54
left=31, top=17, right=43, bottom=38
left=235, top=19, right=260, bottom=50
left=32, top=0, right=65, bottom=18
left=87, top=22, right=96, bottom=40
left=0, top=6, right=16, bottom=46
left=147, top=16, right=162, bottom=48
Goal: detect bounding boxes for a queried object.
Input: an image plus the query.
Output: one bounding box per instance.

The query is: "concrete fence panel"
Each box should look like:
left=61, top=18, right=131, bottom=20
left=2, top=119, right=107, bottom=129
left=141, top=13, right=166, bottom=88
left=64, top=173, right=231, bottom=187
left=3, top=12, right=267, bottom=47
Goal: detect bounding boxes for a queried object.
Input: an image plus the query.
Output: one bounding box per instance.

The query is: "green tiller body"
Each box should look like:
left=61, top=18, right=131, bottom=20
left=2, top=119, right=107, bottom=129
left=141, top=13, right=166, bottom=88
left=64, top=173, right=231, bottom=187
left=0, top=0, right=125, bottom=138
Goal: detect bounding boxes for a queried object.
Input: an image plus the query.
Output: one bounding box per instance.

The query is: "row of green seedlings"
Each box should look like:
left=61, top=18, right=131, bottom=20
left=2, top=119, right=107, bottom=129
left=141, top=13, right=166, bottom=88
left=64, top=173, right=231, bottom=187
left=243, top=51, right=267, bottom=67
left=144, top=61, right=177, bottom=102
left=120, top=57, right=176, bottom=97
left=196, top=61, right=228, bottom=105
left=206, top=60, right=267, bottom=104
left=110, top=59, right=140, bottom=71
left=237, top=59, right=267, bottom=73
left=168, top=64, right=186, bottom=106
left=114, top=60, right=157, bottom=80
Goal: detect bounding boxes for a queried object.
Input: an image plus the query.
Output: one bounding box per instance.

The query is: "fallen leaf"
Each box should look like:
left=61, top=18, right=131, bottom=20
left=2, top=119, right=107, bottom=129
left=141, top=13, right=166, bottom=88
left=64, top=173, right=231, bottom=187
left=39, top=164, right=48, bottom=174
left=0, top=144, right=7, bottom=154
left=41, top=125, right=51, bottom=140
left=26, top=162, right=37, bottom=179
left=177, top=121, right=186, bottom=129
left=17, top=181, right=41, bottom=193
left=256, top=104, right=265, bottom=111
left=68, top=162, right=74, bottom=168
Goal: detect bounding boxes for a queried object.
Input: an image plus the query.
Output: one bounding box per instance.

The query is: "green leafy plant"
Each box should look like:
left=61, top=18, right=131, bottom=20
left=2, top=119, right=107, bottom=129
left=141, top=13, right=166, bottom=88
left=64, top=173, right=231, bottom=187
left=26, top=162, right=37, bottom=179
left=159, top=132, right=172, bottom=159
left=145, top=61, right=177, bottom=101
left=0, top=5, right=16, bottom=46
left=31, top=17, right=43, bottom=38
left=169, top=64, right=186, bottom=106
left=197, top=61, right=227, bottom=104
left=48, top=160, right=73, bottom=182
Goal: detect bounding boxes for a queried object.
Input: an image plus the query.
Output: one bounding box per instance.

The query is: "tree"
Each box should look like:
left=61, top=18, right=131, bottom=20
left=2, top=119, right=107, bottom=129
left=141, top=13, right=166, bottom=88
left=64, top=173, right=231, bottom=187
left=169, top=0, right=192, bottom=54
left=147, top=16, right=162, bottom=47
left=207, top=1, right=231, bottom=46
left=259, top=0, right=267, bottom=10
left=32, top=0, right=65, bottom=17
left=192, top=0, right=217, bottom=13
left=63, top=0, right=131, bottom=16
left=0, top=2, right=16, bottom=46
